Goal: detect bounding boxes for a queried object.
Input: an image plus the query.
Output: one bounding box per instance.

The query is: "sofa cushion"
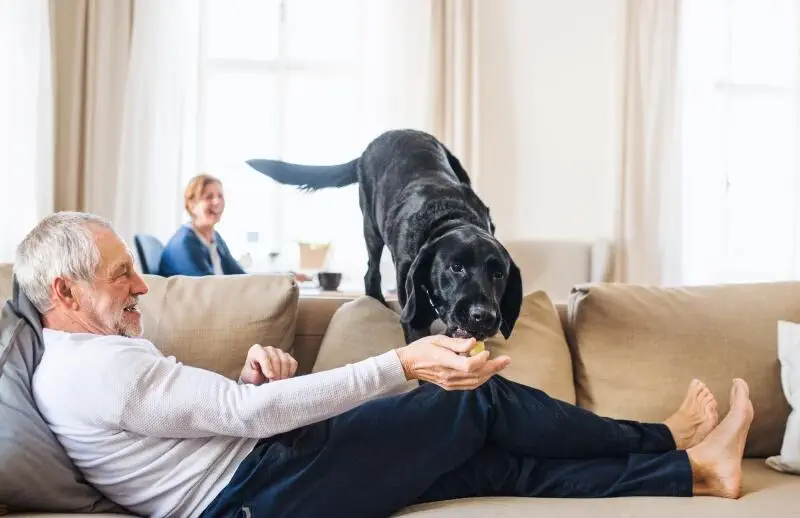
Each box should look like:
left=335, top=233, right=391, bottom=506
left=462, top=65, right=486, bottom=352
left=567, top=282, right=795, bottom=458
left=485, top=290, right=576, bottom=403
left=314, top=292, right=576, bottom=404
left=293, top=296, right=358, bottom=375
left=394, top=459, right=800, bottom=517
left=138, top=273, right=298, bottom=381
left=0, top=282, right=122, bottom=514
left=766, top=320, right=800, bottom=474
left=312, top=295, right=418, bottom=392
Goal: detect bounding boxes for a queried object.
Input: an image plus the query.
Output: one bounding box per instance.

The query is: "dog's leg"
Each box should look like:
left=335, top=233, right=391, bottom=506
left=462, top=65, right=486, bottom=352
left=363, top=218, right=387, bottom=305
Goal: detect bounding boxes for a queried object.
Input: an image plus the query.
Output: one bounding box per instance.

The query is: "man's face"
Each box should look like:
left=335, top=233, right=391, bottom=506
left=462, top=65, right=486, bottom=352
left=72, top=227, right=149, bottom=337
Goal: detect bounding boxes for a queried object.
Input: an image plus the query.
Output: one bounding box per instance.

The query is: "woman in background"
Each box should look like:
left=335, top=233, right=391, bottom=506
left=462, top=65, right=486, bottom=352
left=159, top=174, right=247, bottom=277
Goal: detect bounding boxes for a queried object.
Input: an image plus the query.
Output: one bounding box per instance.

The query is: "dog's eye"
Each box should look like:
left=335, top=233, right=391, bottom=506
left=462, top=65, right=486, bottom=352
left=492, top=270, right=504, bottom=279
left=449, top=263, right=464, bottom=273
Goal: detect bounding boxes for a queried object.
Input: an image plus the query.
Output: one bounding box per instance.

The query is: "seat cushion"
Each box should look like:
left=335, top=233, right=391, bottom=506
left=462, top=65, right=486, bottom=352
left=567, top=282, right=796, bottom=458
left=138, top=273, right=298, bottom=381
left=394, top=459, right=800, bottom=517
left=3, top=461, right=797, bottom=518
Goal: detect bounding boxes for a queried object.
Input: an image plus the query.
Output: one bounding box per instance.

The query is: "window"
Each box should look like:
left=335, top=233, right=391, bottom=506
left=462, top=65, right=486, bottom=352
left=196, top=0, right=383, bottom=286
left=680, top=0, right=800, bottom=285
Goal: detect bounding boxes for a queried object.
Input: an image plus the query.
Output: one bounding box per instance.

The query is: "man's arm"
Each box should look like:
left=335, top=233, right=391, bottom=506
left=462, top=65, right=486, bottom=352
left=98, top=342, right=407, bottom=439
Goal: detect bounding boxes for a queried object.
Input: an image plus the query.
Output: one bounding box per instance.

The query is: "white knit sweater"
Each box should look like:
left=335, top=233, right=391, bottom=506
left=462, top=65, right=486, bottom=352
left=32, top=328, right=408, bottom=518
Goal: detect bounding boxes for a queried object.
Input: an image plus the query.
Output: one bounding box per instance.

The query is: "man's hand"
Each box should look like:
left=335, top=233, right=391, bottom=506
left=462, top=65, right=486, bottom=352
left=240, top=344, right=298, bottom=385
left=395, top=335, right=510, bottom=391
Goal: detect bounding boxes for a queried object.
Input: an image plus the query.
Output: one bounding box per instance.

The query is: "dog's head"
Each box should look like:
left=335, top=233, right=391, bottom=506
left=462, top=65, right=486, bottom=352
left=400, top=228, right=523, bottom=340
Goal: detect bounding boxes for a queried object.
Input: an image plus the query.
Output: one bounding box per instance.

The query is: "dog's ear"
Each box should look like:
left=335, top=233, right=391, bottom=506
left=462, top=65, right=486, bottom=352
left=499, top=256, right=523, bottom=339
left=400, top=242, right=438, bottom=329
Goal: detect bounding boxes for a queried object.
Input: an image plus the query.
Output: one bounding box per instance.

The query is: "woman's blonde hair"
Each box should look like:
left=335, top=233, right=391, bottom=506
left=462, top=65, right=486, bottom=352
left=184, top=174, right=222, bottom=218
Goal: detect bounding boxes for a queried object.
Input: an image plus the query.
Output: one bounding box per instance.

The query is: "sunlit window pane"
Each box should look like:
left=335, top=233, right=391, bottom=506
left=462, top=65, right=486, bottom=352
left=729, top=0, right=797, bottom=85
left=680, top=1, right=800, bottom=285
left=205, top=0, right=281, bottom=61
left=202, top=0, right=370, bottom=282
left=680, top=0, right=728, bottom=88
left=198, top=69, right=282, bottom=256
left=722, top=94, right=796, bottom=282
left=284, top=0, right=361, bottom=62
left=280, top=73, right=363, bottom=250
left=282, top=73, right=361, bottom=163
left=680, top=89, right=727, bottom=286
left=201, top=70, right=280, bottom=165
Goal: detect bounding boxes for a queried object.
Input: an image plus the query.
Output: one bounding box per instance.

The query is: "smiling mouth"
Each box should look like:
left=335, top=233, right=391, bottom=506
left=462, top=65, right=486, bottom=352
left=123, top=302, right=140, bottom=313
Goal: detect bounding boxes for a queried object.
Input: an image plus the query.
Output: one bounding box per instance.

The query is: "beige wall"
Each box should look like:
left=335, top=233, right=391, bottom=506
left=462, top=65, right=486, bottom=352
left=476, top=0, right=623, bottom=243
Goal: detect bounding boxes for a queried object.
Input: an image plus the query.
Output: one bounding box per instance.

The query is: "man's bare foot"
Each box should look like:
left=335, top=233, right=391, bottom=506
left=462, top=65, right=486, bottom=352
left=664, top=379, right=719, bottom=449
left=687, top=379, right=754, bottom=499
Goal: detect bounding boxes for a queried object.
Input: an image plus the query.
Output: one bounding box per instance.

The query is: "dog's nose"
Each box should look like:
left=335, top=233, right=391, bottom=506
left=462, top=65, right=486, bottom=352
left=468, top=305, right=496, bottom=326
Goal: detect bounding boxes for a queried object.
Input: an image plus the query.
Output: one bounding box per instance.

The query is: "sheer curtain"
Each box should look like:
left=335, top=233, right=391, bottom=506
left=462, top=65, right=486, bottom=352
left=612, top=0, right=683, bottom=285
left=0, top=0, right=54, bottom=262
left=50, top=0, right=133, bottom=218
left=113, top=0, right=201, bottom=249
left=428, top=0, right=480, bottom=177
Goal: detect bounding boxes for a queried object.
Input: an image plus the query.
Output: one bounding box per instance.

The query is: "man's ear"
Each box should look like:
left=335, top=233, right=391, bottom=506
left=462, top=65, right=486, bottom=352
left=400, top=241, right=438, bottom=329
left=499, top=256, right=523, bottom=339
left=52, top=277, right=78, bottom=309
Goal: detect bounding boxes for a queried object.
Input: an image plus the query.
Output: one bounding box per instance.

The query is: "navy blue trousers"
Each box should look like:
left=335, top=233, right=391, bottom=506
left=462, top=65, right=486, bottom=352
left=201, top=376, right=693, bottom=518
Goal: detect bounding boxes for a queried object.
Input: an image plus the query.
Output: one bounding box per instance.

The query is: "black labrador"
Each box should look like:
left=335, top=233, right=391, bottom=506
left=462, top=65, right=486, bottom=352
left=247, top=129, right=523, bottom=345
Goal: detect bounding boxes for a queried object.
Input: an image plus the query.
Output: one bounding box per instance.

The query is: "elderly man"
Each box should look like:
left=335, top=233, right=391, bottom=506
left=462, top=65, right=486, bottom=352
left=19, top=212, right=752, bottom=518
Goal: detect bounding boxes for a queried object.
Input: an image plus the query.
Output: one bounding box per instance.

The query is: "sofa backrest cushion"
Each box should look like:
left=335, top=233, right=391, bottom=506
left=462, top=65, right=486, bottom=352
left=314, top=291, right=576, bottom=404
left=138, top=273, right=298, bottom=381
left=312, top=295, right=418, bottom=393
left=568, top=282, right=797, bottom=458
left=486, top=290, right=576, bottom=403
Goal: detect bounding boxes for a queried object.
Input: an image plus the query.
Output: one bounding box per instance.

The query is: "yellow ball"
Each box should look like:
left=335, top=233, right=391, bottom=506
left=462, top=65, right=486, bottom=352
left=468, top=341, right=486, bottom=357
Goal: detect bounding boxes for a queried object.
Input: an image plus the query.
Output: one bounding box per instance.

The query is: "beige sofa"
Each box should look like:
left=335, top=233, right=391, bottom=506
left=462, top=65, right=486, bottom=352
left=2, top=248, right=800, bottom=516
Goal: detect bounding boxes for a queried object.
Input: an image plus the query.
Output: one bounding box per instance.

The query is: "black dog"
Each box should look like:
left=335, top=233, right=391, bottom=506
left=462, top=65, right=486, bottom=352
left=247, top=129, right=522, bottom=344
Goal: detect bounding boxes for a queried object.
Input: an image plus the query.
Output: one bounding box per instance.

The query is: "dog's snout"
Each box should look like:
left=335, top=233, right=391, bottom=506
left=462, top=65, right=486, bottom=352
left=468, top=305, right=496, bottom=325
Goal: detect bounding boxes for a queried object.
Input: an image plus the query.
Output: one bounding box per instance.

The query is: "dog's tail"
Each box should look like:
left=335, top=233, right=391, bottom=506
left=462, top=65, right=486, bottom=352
left=246, top=158, right=358, bottom=191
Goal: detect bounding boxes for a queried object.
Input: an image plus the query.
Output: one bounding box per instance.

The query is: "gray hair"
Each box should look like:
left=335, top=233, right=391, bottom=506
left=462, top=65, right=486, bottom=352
left=14, top=211, right=116, bottom=313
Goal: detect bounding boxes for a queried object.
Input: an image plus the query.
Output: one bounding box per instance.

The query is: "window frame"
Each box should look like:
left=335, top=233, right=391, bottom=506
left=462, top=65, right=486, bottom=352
left=679, top=0, right=800, bottom=285
left=195, top=0, right=368, bottom=277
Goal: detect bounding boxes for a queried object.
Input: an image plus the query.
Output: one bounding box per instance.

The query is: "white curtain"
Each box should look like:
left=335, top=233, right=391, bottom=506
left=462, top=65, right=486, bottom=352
left=113, top=0, right=201, bottom=249
left=612, top=0, right=683, bottom=285
left=0, top=0, right=54, bottom=262
left=359, top=0, right=478, bottom=164
left=50, top=0, right=133, bottom=218
left=428, top=0, right=480, bottom=178
left=359, top=0, right=435, bottom=140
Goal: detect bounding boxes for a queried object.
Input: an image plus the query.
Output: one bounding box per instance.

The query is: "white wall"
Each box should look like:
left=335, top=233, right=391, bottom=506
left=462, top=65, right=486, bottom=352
left=476, top=0, right=624, bottom=243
